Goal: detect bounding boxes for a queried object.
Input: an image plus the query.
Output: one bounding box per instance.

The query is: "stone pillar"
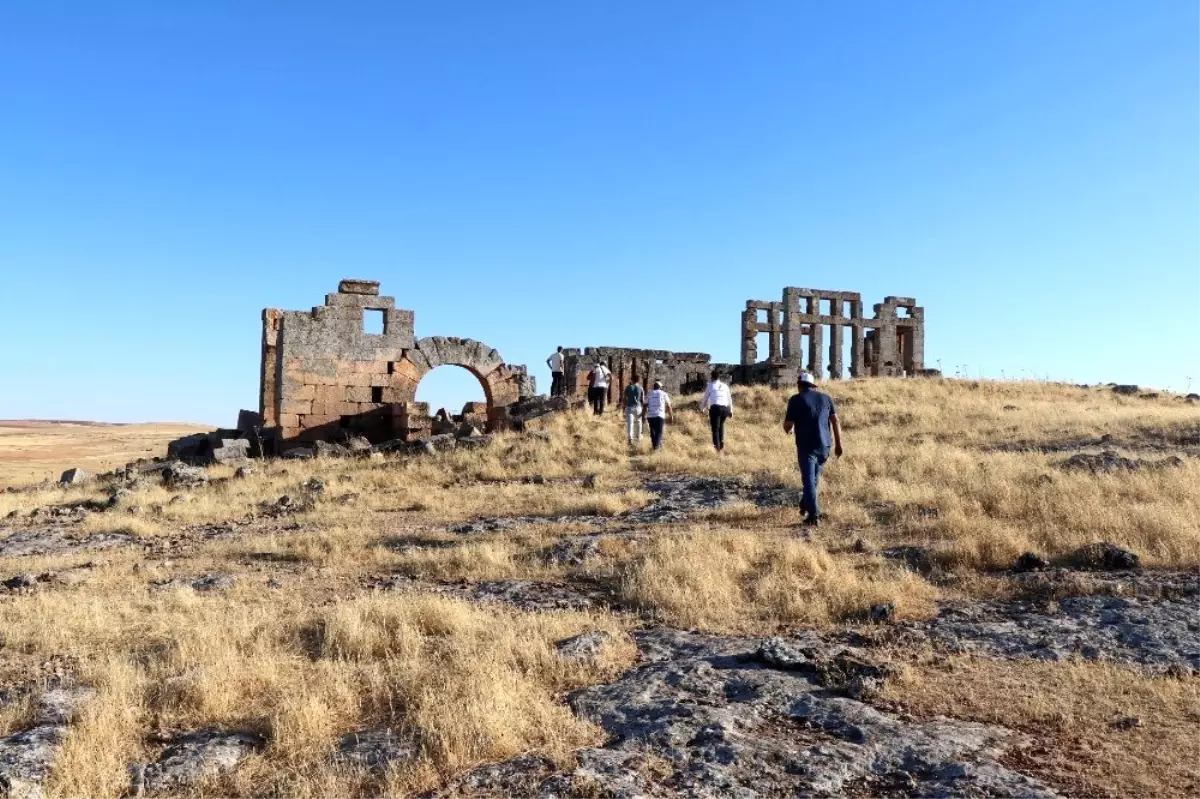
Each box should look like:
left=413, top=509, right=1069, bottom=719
left=863, top=331, right=876, bottom=376
left=909, top=307, right=925, bottom=371
left=781, top=288, right=803, bottom=368
left=768, top=307, right=781, bottom=361
left=260, top=309, right=282, bottom=427
left=874, top=303, right=899, bottom=376
left=827, top=297, right=843, bottom=380
left=807, top=311, right=824, bottom=378
left=740, top=308, right=758, bottom=365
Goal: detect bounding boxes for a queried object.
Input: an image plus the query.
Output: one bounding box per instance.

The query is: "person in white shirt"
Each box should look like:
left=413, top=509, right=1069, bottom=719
left=642, top=381, right=674, bottom=450
left=546, top=347, right=565, bottom=397
left=588, top=361, right=612, bottom=415
left=698, top=370, right=734, bottom=452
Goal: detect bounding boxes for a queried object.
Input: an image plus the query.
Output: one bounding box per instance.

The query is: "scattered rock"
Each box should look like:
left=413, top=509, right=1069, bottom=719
left=554, top=630, right=615, bottom=663
left=1186, top=393, right=1200, bottom=403
left=191, top=574, right=236, bottom=592
left=137, top=729, right=264, bottom=794
left=1112, top=384, right=1139, bottom=395
left=1109, top=715, right=1143, bottom=730
left=313, top=440, right=351, bottom=458
left=233, top=466, right=254, bottom=479
left=345, top=435, right=373, bottom=454
left=1002, top=404, right=1019, bottom=411
left=1013, top=552, right=1050, bottom=572
left=2, top=573, right=38, bottom=592
left=58, top=468, right=93, bottom=486
left=582, top=474, right=597, bottom=490
left=276, top=495, right=294, bottom=509
left=530, top=474, right=546, bottom=485
left=303, top=477, right=326, bottom=494
left=852, top=538, right=870, bottom=554
left=1064, top=449, right=1183, bottom=474
left=335, top=729, right=420, bottom=774
left=161, top=462, right=208, bottom=489
left=869, top=603, right=896, bottom=623
left=281, top=447, right=314, bottom=460
left=1067, top=542, right=1140, bottom=571
left=209, top=438, right=250, bottom=464
left=752, top=637, right=813, bottom=670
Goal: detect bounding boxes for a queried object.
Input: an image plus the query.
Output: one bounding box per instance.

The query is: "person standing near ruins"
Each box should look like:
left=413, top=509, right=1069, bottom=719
left=699, top=370, right=734, bottom=452
left=783, top=371, right=843, bottom=527
left=588, top=360, right=612, bottom=415
left=643, top=381, right=673, bottom=450
left=546, top=347, right=565, bottom=397
left=623, top=377, right=645, bottom=445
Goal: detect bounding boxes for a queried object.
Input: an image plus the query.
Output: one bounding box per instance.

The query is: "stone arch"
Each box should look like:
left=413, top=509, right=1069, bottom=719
left=387, top=336, right=533, bottom=413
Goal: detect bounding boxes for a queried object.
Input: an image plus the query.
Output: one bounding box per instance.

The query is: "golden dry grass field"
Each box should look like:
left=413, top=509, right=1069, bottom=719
left=0, top=421, right=210, bottom=488
left=0, top=379, right=1197, bottom=797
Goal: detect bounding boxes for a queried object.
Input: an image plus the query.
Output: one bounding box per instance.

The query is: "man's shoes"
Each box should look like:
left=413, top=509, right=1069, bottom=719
left=802, top=516, right=821, bottom=527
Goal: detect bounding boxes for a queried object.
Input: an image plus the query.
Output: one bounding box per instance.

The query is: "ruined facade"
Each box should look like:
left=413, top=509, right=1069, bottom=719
left=741, top=288, right=926, bottom=382
left=562, top=287, right=930, bottom=406
left=259, top=280, right=534, bottom=443
left=560, top=348, right=727, bottom=409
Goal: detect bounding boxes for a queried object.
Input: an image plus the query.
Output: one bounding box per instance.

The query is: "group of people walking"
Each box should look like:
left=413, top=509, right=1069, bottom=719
left=547, top=351, right=842, bottom=525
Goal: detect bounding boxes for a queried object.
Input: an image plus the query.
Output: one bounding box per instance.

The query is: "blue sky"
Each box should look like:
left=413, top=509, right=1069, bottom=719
left=1, top=1, right=1196, bottom=424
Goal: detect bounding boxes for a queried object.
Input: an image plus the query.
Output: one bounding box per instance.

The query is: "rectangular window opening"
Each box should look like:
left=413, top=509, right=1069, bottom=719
left=387, top=361, right=395, bottom=375
left=371, top=386, right=383, bottom=404
left=820, top=298, right=833, bottom=316
left=363, top=308, right=385, bottom=335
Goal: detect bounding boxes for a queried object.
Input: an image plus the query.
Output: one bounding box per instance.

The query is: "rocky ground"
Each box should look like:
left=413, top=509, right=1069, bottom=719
left=1, top=418, right=1198, bottom=797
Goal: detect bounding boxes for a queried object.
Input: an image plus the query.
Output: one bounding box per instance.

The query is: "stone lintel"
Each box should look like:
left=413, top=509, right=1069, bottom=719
left=339, top=279, right=380, bottom=295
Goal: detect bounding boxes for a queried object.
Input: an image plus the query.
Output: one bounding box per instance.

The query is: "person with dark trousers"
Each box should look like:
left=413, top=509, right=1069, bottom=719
left=546, top=347, right=565, bottom=397
left=783, top=371, right=843, bottom=527
left=643, top=381, right=673, bottom=450
left=699, top=370, right=734, bottom=452
left=587, top=361, right=612, bottom=415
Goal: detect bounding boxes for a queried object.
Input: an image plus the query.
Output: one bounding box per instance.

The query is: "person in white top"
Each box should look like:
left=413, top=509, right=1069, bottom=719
left=588, top=361, right=612, bottom=415
left=699, top=370, right=734, bottom=452
left=642, top=381, right=674, bottom=450
left=546, top=347, right=565, bottom=397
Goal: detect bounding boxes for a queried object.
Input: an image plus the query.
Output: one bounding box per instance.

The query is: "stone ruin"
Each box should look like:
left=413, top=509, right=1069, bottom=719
left=168, top=280, right=929, bottom=460
left=257, top=279, right=536, bottom=447
left=560, top=287, right=932, bottom=407
left=740, top=287, right=929, bottom=384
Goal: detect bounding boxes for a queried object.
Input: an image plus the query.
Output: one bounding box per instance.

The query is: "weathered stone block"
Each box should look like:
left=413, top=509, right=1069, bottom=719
left=338, top=279, right=380, bottom=295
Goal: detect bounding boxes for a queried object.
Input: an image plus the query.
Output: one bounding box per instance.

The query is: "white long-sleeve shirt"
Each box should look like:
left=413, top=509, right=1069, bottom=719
left=700, top=380, right=733, bottom=412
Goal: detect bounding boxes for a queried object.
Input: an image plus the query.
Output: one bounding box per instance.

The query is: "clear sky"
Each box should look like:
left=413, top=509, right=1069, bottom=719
left=1, top=1, right=1196, bottom=424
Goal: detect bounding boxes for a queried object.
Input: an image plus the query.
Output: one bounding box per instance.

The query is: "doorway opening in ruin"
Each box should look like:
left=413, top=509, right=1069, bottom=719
left=414, top=364, right=489, bottom=418
left=363, top=308, right=385, bottom=334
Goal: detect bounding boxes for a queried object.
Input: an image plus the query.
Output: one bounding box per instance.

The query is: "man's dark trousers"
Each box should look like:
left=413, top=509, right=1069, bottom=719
left=551, top=371, right=564, bottom=397
left=588, top=387, right=606, bottom=415
left=648, top=417, right=665, bottom=449
left=798, top=447, right=830, bottom=519
left=708, top=405, right=730, bottom=450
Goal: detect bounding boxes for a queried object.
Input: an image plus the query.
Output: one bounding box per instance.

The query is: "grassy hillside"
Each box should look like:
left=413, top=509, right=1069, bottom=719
left=0, top=378, right=1196, bottom=797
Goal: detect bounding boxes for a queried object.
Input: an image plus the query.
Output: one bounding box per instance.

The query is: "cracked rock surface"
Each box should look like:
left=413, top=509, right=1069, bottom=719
left=905, top=592, right=1200, bottom=674
left=433, top=630, right=1056, bottom=798
left=0, top=687, right=94, bottom=799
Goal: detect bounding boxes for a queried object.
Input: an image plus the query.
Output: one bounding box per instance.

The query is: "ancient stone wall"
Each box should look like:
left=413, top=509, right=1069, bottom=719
left=561, top=347, right=739, bottom=405
left=260, top=280, right=534, bottom=443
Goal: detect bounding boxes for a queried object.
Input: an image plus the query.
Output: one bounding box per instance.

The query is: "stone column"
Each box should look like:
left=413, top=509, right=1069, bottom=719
left=740, top=308, right=758, bottom=365
left=827, top=297, right=843, bottom=380
left=807, top=304, right=824, bottom=378
left=781, top=288, right=803, bottom=368
left=909, top=307, right=925, bottom=372
left=875, top=303, right=899, bottom=376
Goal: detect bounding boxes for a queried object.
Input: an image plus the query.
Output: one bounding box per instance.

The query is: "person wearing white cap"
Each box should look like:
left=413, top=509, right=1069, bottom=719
left=783, top=371, right=843, bottom=526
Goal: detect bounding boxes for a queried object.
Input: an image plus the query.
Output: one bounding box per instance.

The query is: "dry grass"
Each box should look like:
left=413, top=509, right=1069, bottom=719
left=0, top=379, right=1197, bottom=796
left=0, top=572, right=634, bottom=798
left=614, top=528, right=939, bottom=631
left=881, top=654, right=1200, bottom=798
